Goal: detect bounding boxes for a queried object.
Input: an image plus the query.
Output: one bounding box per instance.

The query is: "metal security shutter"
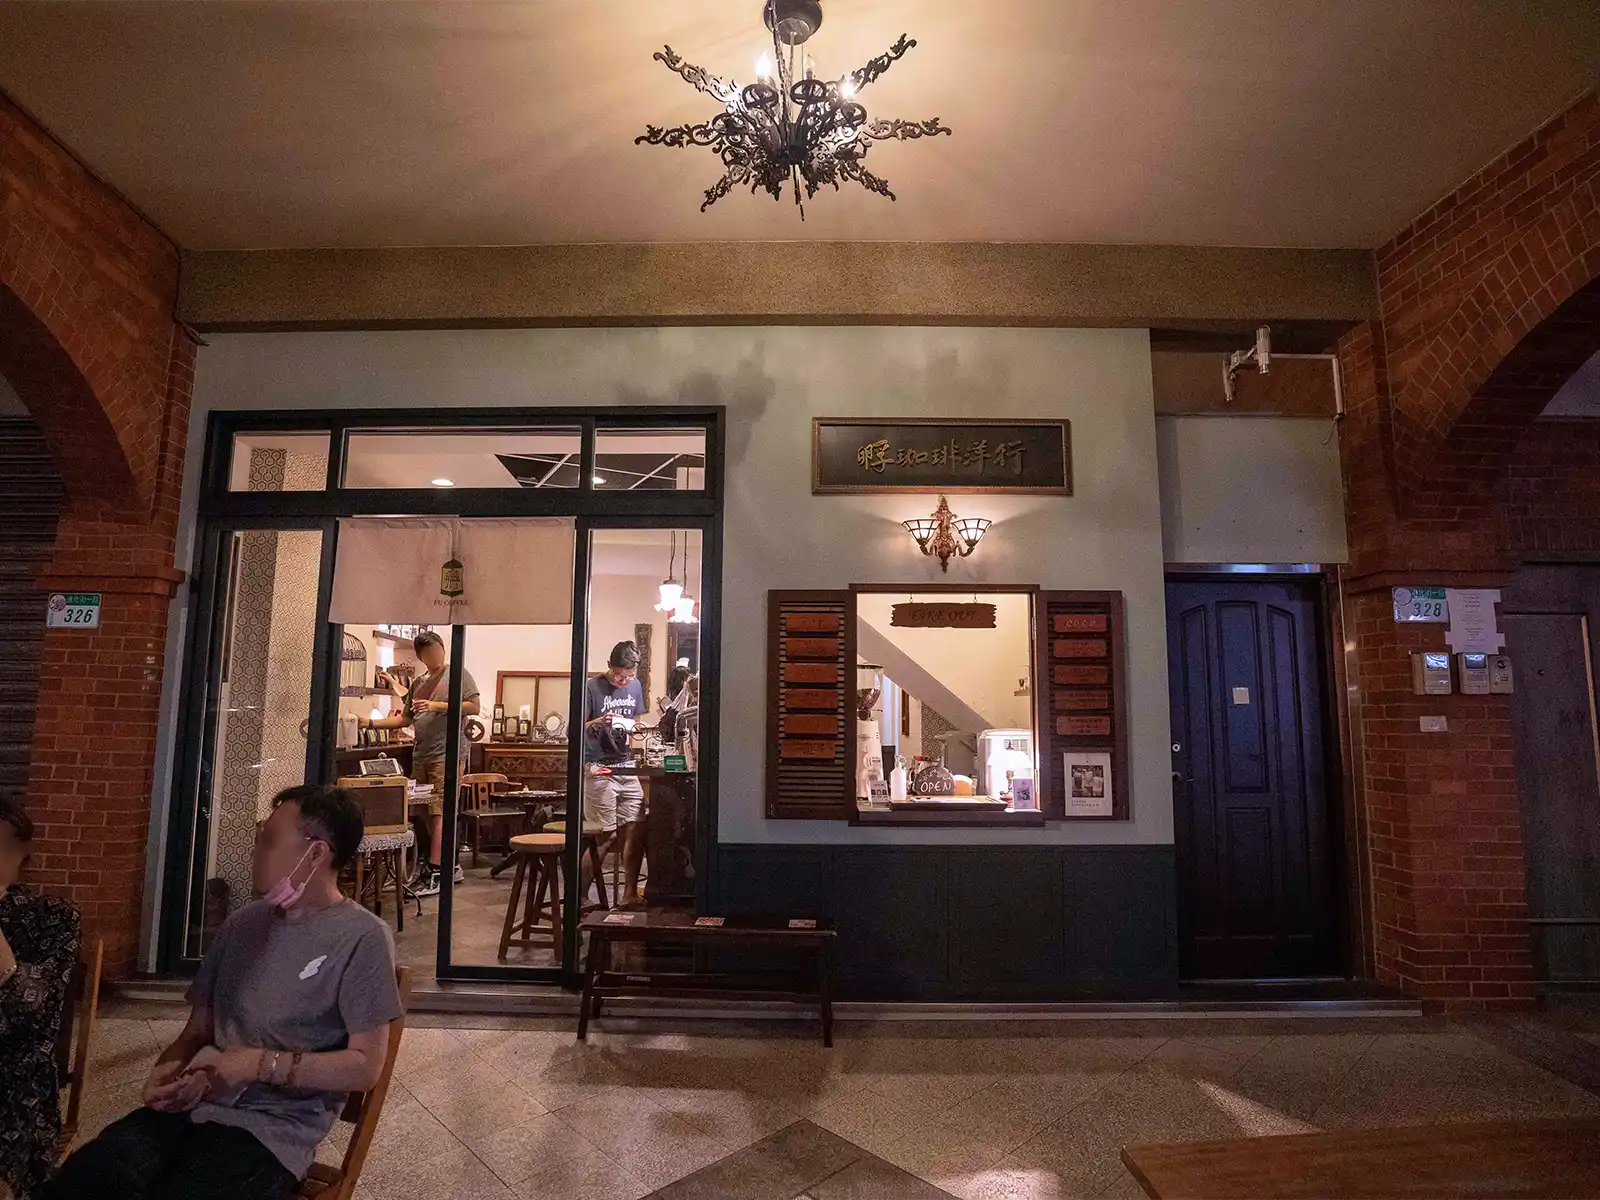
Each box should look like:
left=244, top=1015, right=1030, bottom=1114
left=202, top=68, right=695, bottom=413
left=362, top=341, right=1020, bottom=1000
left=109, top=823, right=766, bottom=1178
left=0, top=417, right=65, bottom=805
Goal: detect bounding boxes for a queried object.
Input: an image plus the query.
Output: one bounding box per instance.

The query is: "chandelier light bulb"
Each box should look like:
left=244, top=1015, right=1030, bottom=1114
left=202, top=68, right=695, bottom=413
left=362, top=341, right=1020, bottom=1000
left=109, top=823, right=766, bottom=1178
left=755, top=52, right=773, bottom=79
left=671, top=596, right=698, bottom=624
left=839, top=75, right=856, bottom=98
left=656, top=579, right=684, bottom=612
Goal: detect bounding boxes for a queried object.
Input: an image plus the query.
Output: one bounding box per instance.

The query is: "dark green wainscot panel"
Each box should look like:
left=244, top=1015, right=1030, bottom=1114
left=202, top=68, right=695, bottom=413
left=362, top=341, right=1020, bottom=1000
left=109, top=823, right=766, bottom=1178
left=708, top=843, right=1178, bottom=1001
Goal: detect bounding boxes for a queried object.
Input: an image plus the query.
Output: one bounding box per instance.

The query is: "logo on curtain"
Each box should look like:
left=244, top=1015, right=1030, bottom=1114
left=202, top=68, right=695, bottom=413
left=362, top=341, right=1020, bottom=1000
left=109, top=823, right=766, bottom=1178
left=439, top=519, right=465, bottom=604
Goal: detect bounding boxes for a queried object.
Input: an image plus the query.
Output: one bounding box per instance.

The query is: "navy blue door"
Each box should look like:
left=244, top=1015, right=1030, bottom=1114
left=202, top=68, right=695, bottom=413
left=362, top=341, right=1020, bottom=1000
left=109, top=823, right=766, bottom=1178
left=1166, top=579, right=1338, bottom=979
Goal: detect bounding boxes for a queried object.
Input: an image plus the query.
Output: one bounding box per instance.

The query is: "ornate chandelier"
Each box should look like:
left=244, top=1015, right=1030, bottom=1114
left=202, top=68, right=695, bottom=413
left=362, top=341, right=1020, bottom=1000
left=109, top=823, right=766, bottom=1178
left=636, top=0, right=950, bottom=218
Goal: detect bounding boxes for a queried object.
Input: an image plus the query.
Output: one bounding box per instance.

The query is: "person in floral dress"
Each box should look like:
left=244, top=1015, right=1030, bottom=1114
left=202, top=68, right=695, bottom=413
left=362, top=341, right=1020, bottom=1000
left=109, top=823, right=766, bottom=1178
left=0, top=798, right=82, bottom=1200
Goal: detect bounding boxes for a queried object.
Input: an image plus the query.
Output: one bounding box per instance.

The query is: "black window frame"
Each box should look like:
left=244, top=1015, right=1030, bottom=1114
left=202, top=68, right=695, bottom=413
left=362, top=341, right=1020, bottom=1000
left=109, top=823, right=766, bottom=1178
left=160, top=405, right=725, bottom=988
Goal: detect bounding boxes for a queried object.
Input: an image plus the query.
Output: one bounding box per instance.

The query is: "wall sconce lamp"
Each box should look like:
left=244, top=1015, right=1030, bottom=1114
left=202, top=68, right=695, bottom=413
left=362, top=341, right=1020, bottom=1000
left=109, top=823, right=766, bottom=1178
left=902, top=495, right=992, bottom=572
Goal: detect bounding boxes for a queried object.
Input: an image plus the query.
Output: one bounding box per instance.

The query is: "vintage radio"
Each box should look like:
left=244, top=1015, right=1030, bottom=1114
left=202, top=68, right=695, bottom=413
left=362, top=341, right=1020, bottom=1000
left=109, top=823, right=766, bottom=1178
left=336, top=775, right=409, bottom=836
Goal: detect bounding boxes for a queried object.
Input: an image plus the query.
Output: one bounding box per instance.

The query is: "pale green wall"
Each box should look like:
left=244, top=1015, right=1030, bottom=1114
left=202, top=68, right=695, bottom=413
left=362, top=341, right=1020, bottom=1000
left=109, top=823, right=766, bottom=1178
left=161, top=326, right=1174, bottom=849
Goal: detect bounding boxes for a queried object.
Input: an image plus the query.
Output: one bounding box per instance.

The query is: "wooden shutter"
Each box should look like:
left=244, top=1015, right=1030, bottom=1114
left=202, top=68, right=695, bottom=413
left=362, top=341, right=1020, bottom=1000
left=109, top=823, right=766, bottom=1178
left=1035, top=590, right=1130, bottom=820
left=766, top=590, right=855, bottom=820
left=0, top=418, right=65, bottom=807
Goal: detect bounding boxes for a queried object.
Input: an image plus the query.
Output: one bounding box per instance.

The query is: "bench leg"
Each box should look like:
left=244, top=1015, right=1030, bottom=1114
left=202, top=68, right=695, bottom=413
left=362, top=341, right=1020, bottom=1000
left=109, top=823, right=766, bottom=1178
left=577, top=932, right=604, bottom=1040
left=819, top=941, right=835, bottom=1048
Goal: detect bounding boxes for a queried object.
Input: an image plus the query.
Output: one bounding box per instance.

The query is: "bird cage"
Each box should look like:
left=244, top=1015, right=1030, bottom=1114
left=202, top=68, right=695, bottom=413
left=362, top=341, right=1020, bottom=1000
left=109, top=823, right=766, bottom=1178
left=340, top=632, right=367, bottom=696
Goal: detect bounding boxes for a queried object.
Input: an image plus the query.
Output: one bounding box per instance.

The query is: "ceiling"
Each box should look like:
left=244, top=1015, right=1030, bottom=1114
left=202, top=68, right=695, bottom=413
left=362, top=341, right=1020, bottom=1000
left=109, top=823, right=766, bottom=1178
left=2, top=1, right=1597, bottom=249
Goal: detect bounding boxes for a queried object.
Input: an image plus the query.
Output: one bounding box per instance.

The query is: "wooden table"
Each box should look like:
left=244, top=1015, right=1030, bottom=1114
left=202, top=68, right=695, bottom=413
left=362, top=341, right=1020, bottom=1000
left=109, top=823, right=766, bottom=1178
left=1120, top=1117, right=1600, bottom=1199
left=577, top=909, right=837, bottom=1045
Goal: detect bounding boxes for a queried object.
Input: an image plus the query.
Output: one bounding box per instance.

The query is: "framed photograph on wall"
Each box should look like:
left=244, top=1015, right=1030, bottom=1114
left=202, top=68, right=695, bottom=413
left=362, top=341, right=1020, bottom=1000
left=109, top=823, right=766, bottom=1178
left=1063, top=751, right=1114, bottom=817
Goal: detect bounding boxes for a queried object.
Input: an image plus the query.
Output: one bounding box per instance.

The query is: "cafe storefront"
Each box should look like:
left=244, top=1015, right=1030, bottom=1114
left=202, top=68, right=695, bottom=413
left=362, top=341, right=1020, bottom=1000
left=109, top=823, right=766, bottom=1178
left=149, top=325, right=1349, bottom=1002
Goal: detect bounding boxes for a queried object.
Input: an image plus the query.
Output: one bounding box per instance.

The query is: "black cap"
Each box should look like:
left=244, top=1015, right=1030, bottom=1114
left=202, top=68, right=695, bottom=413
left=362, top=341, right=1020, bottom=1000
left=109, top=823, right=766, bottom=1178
left=608, top=640, right=641, bottom=669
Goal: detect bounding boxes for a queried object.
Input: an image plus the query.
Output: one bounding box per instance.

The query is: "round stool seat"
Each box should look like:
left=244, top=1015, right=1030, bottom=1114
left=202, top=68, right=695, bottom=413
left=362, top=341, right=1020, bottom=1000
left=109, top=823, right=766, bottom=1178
left=544, top=820, right=605, bottom=837
left=509, top=833, right=564, bottom=853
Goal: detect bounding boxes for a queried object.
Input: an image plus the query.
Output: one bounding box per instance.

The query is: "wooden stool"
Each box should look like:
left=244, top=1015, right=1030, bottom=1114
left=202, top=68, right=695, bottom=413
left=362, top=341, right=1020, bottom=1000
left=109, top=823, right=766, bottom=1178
left=498, top=833, right=564, bottom=961
left=352, top=830, right=417, bottom=932
left=545, top=819, right=610, bottom=911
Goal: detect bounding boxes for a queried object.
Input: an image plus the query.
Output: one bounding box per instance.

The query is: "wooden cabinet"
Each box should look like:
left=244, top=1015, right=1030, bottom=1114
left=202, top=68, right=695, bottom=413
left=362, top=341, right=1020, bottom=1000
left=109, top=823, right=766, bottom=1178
left=482, top=744, right=569, bottom=794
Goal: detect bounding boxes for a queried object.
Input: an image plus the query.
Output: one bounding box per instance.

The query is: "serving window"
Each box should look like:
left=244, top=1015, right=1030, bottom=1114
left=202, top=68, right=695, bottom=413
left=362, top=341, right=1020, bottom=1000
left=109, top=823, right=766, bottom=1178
left=766, top=586, right=1128, bottom=826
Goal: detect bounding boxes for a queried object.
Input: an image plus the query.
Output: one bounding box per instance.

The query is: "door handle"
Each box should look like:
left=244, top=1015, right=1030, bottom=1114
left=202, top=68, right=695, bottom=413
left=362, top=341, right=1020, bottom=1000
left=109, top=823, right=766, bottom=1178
left=1172, top=771, right=1191, bottom=785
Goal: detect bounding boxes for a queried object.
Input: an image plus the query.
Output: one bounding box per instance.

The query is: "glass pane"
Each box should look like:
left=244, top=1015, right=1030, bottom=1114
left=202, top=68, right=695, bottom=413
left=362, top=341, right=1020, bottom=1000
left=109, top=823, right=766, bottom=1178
left=189, top=528, right=323, bottom=955
left=578, top=528, right=703, bottom=972
left=854, top=591, right=1036, bottom=818
left=227, top=432, right=329, bottom=491
left=594, top=427, right=707, bottom=491
left=343, top=427, right=582, bottom=489
left=451, top=624, right=573, bottom=970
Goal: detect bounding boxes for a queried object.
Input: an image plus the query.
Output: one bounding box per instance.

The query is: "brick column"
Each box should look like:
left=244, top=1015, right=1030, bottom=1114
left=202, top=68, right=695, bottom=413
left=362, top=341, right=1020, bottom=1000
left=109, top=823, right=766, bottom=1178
left=26, top=538, right=183, bottom=978
left=1339, top=321, right=1536, bottom=1011
left=1347, top=589, right=1534, bottom=1009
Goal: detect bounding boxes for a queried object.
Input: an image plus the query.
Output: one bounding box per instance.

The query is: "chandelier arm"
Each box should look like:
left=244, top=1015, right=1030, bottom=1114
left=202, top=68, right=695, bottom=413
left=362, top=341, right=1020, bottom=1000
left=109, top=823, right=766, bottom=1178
left=653, top=47, right=737, bottom=104
left=844, top=35, right=916, bottom=92
left=861, top=117, right=952, bottom=142
left=838, top=158, right=896, bottom=201
left=635, top=122, right=723, bottom=149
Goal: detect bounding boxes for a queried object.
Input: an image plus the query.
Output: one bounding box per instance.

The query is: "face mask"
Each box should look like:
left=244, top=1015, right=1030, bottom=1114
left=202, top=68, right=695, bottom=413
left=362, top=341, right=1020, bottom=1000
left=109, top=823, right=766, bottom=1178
left=262, top=845, right=317, bottom=909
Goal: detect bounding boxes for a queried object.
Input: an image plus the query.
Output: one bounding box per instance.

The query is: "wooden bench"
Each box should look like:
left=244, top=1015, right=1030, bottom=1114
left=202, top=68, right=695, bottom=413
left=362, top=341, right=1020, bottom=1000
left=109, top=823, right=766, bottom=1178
left=576, top=909, right=837, bottom=1046
left=1120, top=1117, right=1600, bottom=1199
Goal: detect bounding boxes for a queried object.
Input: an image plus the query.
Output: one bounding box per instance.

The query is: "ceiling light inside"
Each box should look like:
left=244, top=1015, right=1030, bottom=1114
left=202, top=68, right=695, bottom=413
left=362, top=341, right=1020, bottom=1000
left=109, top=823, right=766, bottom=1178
left=592, top=475, right=607, bottom=484
left=431, top=478, right=455, bottom=487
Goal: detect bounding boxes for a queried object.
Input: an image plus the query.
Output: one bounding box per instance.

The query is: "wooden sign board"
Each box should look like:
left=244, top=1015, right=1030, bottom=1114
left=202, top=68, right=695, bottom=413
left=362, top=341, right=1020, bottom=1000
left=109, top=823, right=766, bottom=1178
left=1053, top=612, right=1108, bottom=634
left=1053, top=638, right=1108, bottom=659
left=1057, top=715, right=1112, bottom=737
left=890, top=602, right=997, bottom=629
left=784, top=662, right=837, bottom=685
left=1056, top=690, right=1110, bottom=712
left=1053, top=664, right=1109, bottom=686
left=813, top=418, right=1072, bottom=494
left=780, top=739, right=838, bottom=760
left=786, top=612, right=841, bottom=634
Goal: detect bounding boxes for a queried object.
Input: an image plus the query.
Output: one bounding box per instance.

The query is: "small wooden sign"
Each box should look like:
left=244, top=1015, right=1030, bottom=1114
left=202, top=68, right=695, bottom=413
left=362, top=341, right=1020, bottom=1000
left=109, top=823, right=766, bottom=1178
left=1053, top=612, right=1108, bottom=634
left=1057, top=715, right=1112, bottom=737
left=1056, top=690, right=1110, bottom=711
left=786, top=612, right=841, bottom=633
left=890, top=602, right=997, bottom=630
left=783, top=713, right=838, bottom=736
left=780, top=739, right=839, bottom=760
left=784, top=662, right=836, bottom=685
left=1053, top=638, right=1109, bottom=659
left=785, top=688, right=840, bottom=711
left=785, top=636, right=839, bottom=659
left=1052, top=664, right=1109, bottom=686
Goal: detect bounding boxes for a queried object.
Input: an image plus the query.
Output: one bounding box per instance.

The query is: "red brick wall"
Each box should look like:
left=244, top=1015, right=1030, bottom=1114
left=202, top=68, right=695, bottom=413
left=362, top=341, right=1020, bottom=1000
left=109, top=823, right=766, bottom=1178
left=0, top=90, right=189, bottom=977
left=1341, top=89, right=1600, bottom=1010
left=1376, top=91, right=1600, bottom=507
left=1505, top=420, right=1600, bottom=557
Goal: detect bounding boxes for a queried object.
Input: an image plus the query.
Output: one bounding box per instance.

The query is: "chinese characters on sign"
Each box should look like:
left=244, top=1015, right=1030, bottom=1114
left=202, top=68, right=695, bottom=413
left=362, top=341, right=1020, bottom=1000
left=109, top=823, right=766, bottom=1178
left=813, top=419, right=1072, bottom=494
left=857, top=437, right=1027, bottom=477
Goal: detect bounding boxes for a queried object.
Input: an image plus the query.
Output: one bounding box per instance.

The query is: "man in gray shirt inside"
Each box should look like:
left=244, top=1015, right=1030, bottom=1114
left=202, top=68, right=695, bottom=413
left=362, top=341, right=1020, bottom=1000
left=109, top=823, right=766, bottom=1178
left=360, top=630, right=480, bottom=896
left=44, top=785, right=402, bottom=1200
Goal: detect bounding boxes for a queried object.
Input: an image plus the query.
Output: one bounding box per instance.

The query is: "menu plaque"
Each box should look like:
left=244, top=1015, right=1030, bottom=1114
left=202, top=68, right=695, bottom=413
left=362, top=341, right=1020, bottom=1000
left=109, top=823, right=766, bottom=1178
left=1053, top=638, right=1108, bottom=659
left=1053, top=613, right=1107, bottom=634
left=1041, top=593, right=1128, bottom=821
left=1057, top=715, right=1112, bottom=737
left=813, top=418, right=1072, bottom=494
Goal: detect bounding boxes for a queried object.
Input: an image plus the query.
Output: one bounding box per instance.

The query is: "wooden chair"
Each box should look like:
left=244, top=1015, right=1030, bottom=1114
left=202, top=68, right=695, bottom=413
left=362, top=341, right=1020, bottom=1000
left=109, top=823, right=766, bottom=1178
left=459, top=772, right=523, bottom=868
left=54, top=938, right=103, bottom=1160
left=296, top=966, right=413, bottom=1200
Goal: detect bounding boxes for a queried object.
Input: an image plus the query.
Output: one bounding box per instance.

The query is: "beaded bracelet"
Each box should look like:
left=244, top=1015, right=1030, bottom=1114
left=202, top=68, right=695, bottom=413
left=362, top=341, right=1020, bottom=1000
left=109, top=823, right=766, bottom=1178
left=285, top=1050, right=304, bottom=1088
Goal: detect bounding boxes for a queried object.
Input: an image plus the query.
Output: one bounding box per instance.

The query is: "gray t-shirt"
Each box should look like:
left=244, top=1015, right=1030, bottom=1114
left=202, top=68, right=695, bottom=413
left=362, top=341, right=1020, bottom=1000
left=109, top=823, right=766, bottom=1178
left=405, top=664, right=479, bottom=764
left=185, top=899, right=402, bottom=1178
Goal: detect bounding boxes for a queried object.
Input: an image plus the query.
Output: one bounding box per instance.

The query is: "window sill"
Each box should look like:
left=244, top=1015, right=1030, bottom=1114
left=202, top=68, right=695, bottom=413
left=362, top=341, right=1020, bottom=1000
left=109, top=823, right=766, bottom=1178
left=855, top=801, right=1047, bottom=828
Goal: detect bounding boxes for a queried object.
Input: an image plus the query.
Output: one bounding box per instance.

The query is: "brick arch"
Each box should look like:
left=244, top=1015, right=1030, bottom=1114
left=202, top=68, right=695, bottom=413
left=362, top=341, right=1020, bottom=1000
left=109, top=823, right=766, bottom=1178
left=0, top=281, right=141, bottom=517
left=1396, top=175, right=1600, bottom=508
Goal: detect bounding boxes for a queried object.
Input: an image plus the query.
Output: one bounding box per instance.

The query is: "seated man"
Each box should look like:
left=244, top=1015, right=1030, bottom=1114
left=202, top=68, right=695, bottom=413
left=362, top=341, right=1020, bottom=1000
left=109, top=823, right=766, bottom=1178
left=44, top=785, right=401, bottom=1200
left=0, top=797, right=83, bottom=1200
